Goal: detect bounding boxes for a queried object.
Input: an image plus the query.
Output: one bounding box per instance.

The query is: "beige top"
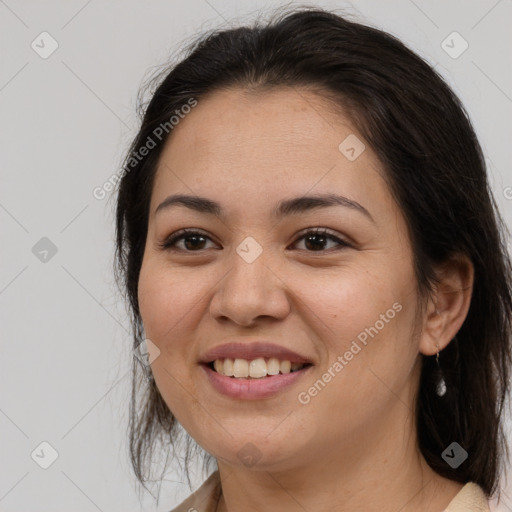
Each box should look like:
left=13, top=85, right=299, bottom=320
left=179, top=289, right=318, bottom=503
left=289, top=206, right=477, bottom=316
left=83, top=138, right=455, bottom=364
left=168, top=471, right=490, bottom=512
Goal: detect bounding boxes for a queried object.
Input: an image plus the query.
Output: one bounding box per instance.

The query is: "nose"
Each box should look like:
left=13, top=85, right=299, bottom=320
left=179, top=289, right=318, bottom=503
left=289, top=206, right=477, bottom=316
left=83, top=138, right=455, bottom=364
left=209, top=248, right=291, bottom=327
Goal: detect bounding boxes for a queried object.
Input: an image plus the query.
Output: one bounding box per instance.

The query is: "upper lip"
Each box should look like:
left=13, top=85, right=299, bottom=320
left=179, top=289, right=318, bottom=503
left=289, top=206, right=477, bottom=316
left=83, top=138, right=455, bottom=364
left=199, top=341, right=314, bottom=365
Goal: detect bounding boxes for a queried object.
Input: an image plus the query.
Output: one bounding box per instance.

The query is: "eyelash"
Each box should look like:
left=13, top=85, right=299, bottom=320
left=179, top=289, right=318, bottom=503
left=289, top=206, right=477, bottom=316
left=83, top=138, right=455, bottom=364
left=158, top=228, right=351, bottom=253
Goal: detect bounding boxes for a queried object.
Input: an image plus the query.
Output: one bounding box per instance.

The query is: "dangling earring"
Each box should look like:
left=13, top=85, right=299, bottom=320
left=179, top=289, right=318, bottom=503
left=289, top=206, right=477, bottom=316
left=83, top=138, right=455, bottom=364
left=435, top=342, right=447, bottom=397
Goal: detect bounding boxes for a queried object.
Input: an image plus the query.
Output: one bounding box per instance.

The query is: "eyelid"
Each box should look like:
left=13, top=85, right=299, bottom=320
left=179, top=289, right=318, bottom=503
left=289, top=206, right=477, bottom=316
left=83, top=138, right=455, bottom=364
left=293, top=226, right=352, bottom=246
left=158, top=227, right=353, bottom=252
left=157, top=228, right=215, bottom=251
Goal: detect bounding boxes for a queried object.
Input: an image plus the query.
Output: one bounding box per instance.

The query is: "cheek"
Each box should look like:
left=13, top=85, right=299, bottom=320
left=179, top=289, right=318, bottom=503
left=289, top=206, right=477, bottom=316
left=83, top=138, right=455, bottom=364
left=296, top=290, right=417, bottom=437
left=137, top=262, right=198, bottom=406
left=296, top=262, right=408, bottom=341
left=138, top=261, right=206, bottom=342
left=299, top=261, right=418, bottom=387
left=137, top=261, right=206, bottom=421
left=137, top=261, right=219, bottom=389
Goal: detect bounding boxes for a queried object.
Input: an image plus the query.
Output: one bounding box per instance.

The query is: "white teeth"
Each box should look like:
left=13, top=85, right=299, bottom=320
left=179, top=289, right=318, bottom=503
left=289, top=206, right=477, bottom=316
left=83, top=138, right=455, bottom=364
left=223, top=358, right=234, bottom=376
left=280, top=360, right=291, bottom=374
left=233, top=358, right=249, bottom=378
left=249, top=358, right=267, bottom=378
left=211, top=357, right=307, bottom=377
left=267, top=358, right=280, bottom=375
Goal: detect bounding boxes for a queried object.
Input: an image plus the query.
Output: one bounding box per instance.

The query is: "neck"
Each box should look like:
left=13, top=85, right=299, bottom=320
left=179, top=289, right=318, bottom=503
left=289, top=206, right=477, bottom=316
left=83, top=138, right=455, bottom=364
left=214, top=398, right=463, bottom=512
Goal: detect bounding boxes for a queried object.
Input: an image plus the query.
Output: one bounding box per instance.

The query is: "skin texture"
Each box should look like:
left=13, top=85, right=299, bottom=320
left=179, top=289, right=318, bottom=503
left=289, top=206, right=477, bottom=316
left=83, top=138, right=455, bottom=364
left=137, top=87, right=474, bottom=511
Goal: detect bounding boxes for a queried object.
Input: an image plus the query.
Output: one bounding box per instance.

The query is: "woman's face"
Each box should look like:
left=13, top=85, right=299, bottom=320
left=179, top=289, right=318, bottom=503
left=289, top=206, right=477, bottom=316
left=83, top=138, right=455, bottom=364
left=138, top=87, right=424, bottom=471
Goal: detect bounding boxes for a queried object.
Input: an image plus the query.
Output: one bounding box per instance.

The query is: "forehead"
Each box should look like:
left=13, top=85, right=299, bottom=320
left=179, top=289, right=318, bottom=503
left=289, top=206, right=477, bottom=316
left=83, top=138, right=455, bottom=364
left=149, top=86, right=395, bottom=224
left=160, top=86, right=363, bottom=168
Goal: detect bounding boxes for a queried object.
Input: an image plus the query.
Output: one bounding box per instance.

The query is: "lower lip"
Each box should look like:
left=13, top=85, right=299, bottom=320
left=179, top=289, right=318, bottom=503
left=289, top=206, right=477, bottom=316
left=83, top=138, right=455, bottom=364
left=200, top=363, right=312, bottom=400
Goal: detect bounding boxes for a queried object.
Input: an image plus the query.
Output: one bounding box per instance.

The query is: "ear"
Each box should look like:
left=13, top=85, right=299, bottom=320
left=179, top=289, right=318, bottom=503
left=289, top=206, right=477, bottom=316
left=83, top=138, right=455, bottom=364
left=419, top=253, right=474, bottom=356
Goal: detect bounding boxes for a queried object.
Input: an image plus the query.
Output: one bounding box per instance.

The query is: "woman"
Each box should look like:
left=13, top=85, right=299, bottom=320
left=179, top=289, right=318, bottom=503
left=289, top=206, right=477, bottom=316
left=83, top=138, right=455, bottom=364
left=114, top=7, right=512, bottom=511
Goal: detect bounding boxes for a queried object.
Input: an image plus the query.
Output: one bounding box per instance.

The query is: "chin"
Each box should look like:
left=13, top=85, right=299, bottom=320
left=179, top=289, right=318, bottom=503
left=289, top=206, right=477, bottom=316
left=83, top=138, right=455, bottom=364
left=204, top=434, right=305, bottom=472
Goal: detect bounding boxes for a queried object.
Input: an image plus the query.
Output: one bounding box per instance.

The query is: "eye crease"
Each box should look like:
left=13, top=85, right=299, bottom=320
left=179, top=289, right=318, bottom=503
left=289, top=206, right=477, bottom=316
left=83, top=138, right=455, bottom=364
left=157, top=227, right=352, bottom=253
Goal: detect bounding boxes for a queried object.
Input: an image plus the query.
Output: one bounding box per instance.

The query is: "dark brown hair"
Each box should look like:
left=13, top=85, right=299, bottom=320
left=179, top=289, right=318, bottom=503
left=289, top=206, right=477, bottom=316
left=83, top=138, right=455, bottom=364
left=114, top=6, right=512, bottom=499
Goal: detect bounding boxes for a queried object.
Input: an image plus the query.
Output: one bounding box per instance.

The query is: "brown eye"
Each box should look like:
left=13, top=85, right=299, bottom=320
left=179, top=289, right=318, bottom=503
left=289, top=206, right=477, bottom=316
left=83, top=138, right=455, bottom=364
left=158, top=227, right=351, bottom=253
left=158, top=229, right=217, bottom=252
left=292, top=228, right=351, bottom=252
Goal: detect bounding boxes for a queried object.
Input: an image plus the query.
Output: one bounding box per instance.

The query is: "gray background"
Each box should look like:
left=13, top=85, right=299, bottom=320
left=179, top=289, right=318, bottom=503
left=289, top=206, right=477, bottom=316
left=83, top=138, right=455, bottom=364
left=1, top=0, right=511, bottom=510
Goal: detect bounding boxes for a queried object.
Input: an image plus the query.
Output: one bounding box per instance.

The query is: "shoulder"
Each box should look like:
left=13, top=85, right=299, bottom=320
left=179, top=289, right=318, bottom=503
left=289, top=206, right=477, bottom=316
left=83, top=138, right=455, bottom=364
left=168, top=471, right=221, bottom=512
left=444, top=482, right=490, bottom=512
left=167, top=473, right=489, bottom=512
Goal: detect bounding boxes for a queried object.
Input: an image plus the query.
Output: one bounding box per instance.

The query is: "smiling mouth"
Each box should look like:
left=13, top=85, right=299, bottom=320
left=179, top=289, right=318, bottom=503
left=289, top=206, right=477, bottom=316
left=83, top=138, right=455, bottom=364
left=206, top=357, right=313, bottom=379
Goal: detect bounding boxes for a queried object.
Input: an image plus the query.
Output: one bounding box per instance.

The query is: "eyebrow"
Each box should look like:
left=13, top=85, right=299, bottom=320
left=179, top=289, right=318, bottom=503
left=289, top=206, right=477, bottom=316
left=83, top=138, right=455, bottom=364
left=154, top=193, right=374, bottom=222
